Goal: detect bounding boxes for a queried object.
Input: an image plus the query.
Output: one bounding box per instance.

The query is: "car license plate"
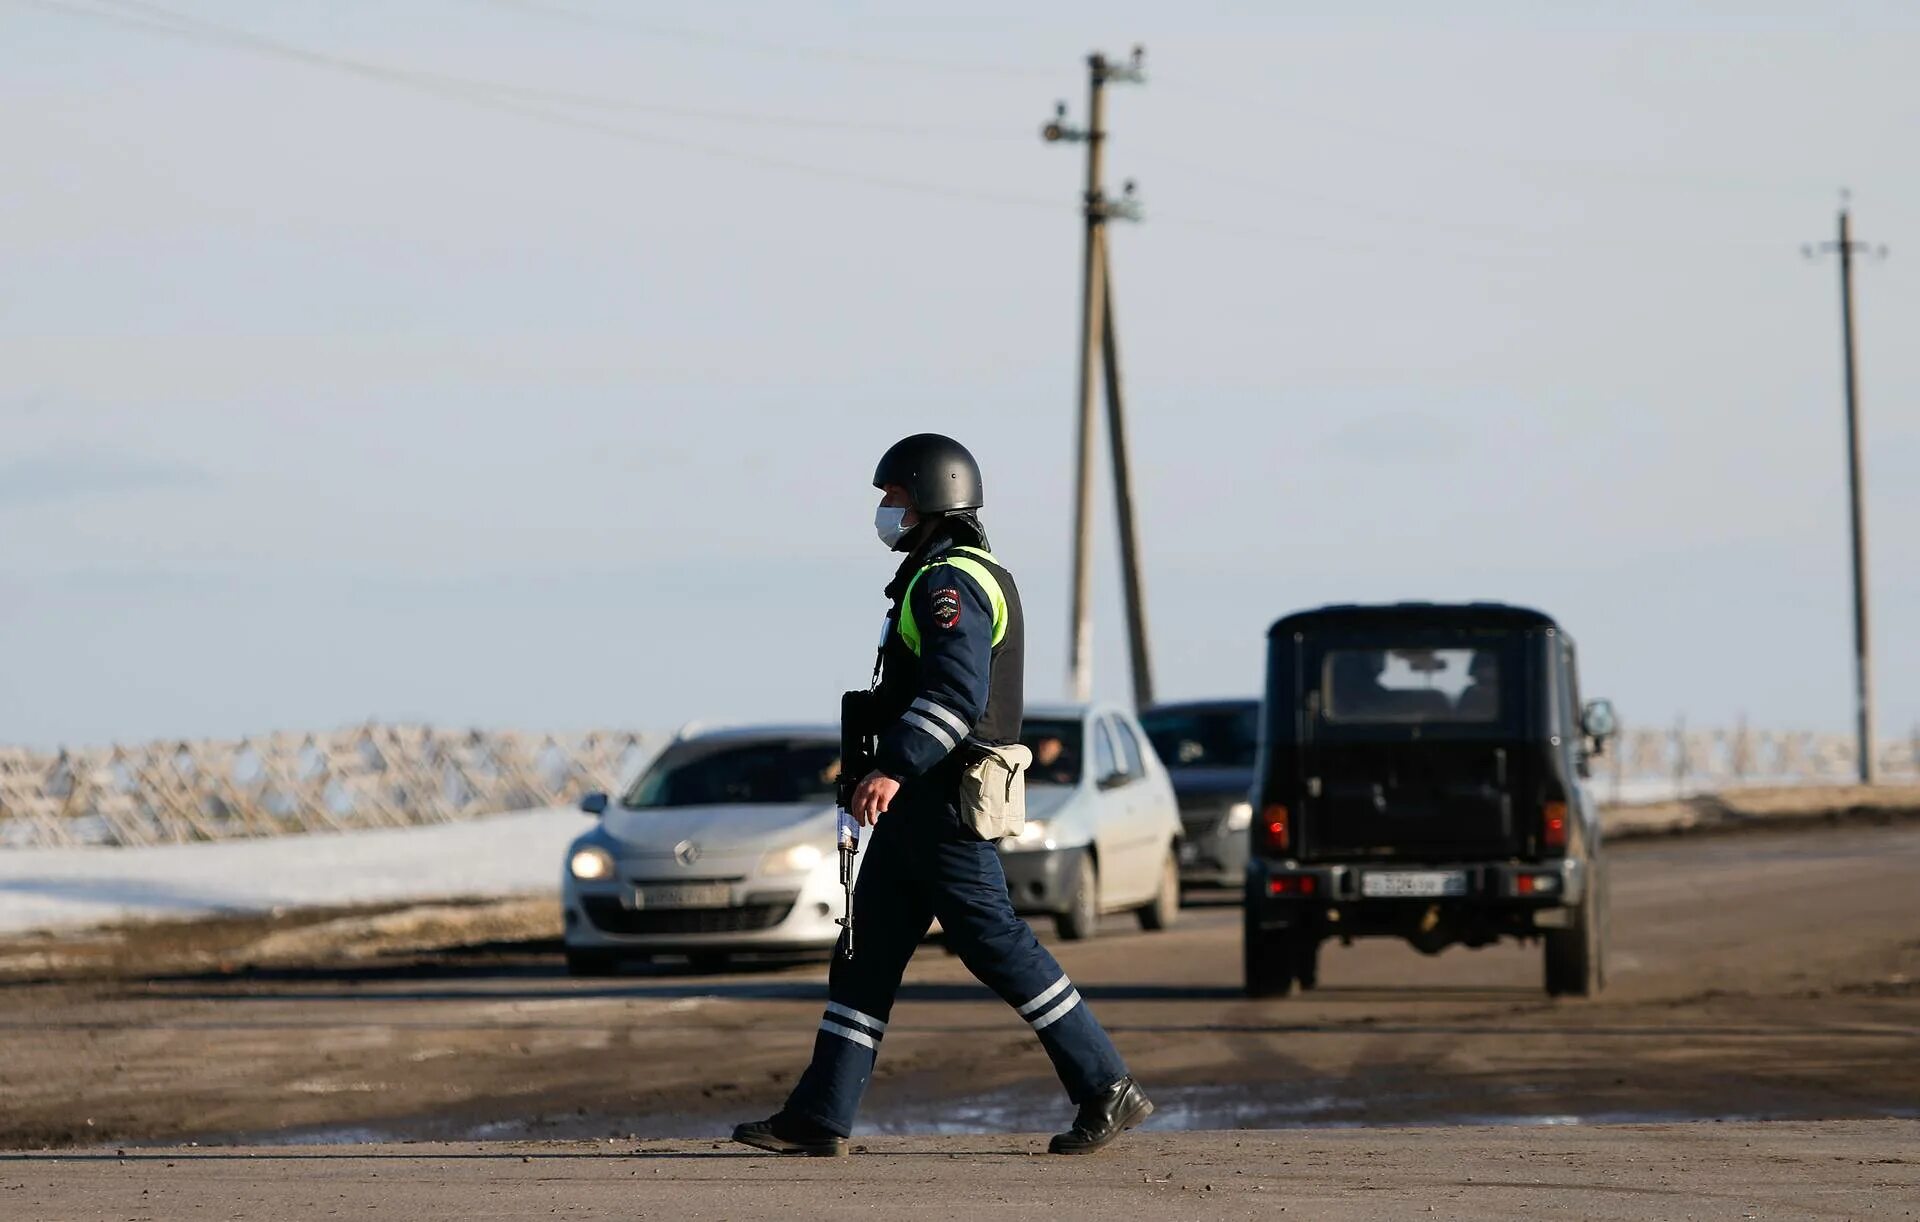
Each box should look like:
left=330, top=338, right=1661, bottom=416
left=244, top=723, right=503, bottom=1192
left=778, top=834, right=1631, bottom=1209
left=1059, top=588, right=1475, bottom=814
left=629, top=883, right=733, bottom=909
left=1361, top=870, right=1468, bottom=898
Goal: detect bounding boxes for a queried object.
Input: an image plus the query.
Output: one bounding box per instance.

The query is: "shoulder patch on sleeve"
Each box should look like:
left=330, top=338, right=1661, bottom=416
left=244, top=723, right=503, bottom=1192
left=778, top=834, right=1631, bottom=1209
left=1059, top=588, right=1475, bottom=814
left=930, top=586, right=962, bottom=629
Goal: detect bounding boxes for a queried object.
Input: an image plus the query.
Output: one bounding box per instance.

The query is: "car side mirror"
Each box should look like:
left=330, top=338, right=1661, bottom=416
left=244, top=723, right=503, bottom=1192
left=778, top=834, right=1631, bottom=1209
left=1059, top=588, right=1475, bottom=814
left=579, top=791, right=609, bottom=816
left=1097, top=770, right=1129, bottom=791
left=1580, top=700, right=1618, bottom=750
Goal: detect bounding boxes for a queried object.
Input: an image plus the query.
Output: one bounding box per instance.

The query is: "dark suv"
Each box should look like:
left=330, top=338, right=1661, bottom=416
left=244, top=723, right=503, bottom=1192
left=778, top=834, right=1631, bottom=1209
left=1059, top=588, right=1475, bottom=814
left=1243, top=603, right=1616, bottom=999
left=1139, top=699, right=1260, bottom=891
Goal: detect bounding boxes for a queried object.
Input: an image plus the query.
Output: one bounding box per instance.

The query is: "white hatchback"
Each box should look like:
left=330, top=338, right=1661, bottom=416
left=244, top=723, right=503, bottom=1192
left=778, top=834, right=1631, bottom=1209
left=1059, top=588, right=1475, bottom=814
left=997, top=703, right=1185, bottom=939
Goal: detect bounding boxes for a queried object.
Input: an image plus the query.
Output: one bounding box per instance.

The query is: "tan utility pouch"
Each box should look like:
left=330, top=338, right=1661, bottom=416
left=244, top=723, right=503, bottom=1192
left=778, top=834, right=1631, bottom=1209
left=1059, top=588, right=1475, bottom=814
left=960, top=743, right=1034, bottom=841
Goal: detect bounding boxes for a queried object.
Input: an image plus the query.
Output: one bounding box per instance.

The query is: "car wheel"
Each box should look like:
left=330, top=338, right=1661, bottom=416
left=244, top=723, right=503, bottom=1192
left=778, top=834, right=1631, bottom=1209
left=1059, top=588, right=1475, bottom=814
left=1055, top=855, right=1099, bottom=941
left=1136, top=849, right=1180, bottom=932
left=1243, top=921, right=1294, bottom=998
left=1293, top=933, right=1321, bottom=991
left=565, top=948, right=621, bottom=977
left=1544, top=873, right=1601, bottom=998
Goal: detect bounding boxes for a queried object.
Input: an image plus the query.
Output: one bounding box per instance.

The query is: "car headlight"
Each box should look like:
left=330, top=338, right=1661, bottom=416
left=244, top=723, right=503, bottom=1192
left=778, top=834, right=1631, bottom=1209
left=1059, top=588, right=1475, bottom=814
left=760, top=841, right=824, bottom=875
left=1006, top=819, right=1052, bottom=851
left=1225, top=801, right=1253, bottom=832
left=569, top=846, right=615, bottom=881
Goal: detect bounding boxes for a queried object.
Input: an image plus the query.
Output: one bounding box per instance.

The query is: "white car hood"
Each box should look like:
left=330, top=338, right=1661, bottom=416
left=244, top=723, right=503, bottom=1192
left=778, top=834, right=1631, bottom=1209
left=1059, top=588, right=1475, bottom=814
left=600, top=802, right=835, bottom=853
left=1022, top=784, right=1083, bottom=821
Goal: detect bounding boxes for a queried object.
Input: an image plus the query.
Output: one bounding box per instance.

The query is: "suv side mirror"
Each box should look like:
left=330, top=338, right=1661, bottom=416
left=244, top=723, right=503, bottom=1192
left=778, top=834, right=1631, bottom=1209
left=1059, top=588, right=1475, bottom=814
left=1580, top=699, right=1618, bottom=747
left=579, top=791, right=609, bottom=816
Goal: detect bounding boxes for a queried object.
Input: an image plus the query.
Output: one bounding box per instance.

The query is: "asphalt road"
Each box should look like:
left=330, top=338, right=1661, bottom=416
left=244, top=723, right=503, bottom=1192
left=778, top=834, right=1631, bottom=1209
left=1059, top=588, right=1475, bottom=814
left=1, top=824, right=1916, bottom=1151
left=5, top=1123, right=1915, bottom=1220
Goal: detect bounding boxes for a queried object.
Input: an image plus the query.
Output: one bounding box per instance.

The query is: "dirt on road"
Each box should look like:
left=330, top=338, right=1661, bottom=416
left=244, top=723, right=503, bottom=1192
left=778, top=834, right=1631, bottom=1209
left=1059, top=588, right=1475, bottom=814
left=0, top=825, right=1915, bottom=1149
left=4, top=1122, right=1915, bottom=1220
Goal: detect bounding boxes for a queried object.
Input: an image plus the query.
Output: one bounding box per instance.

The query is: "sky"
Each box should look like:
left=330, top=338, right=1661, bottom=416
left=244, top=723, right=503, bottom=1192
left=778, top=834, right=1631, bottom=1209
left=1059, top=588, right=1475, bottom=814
left=2, top=0, right=1917, bottom=749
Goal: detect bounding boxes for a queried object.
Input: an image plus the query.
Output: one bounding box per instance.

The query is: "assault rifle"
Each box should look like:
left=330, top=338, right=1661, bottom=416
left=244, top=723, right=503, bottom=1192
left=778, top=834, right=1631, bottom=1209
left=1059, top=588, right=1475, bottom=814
left=835, top=691, right=877, bottom=960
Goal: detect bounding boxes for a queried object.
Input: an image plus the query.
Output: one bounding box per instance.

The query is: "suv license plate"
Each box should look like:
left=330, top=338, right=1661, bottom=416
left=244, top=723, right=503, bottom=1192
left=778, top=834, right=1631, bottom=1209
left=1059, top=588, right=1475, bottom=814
left=630, top=883, right=733, bottom=910
left=1361, top=870, right=1469, bottom=898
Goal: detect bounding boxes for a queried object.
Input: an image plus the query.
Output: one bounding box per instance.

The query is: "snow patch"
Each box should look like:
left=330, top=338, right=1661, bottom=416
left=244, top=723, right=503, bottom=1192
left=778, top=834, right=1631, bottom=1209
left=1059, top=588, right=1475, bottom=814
left=0, top=806, right=588, bottom=934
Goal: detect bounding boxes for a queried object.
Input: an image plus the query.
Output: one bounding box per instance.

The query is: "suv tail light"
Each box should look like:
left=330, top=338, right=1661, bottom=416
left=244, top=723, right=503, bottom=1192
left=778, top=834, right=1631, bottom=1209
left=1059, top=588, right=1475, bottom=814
left=1260, top=804, right=1290, bottom=855
left=1542, top=801, right=1569, bottom=850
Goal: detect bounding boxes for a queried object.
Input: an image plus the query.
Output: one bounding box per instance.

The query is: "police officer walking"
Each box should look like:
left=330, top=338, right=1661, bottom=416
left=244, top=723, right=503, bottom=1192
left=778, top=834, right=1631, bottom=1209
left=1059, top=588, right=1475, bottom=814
left=733, top=433, right=1152, bottom=1157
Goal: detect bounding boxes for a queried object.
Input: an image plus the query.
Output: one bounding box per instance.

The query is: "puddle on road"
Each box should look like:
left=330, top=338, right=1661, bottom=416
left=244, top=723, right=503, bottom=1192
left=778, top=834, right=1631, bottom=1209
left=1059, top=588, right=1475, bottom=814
left=220, top=1087, right=1916, bottom=1147
left=851, top=1084, right=1767, bottom=1136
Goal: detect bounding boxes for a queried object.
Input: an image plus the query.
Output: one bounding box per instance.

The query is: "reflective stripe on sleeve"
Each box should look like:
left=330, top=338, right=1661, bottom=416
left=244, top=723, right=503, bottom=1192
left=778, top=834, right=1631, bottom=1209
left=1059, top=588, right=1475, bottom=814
left=910, top=697, right=971, bottom=739
left=899, top=709, right=959, bottom=752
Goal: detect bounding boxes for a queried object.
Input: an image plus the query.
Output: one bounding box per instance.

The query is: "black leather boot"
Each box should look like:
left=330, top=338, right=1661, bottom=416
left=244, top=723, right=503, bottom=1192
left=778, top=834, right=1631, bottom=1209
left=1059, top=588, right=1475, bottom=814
left=1048, top=1076, right=1154, bottom=1155
left=731, top=1112, right=850, bottom=1157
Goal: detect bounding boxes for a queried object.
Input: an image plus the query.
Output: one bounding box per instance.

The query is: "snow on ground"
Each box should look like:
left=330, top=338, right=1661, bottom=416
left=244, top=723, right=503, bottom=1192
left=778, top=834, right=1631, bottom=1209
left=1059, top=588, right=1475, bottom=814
left=0, top=807, right=588, bottom=934
left=0, top=777, right=1884, bottom=936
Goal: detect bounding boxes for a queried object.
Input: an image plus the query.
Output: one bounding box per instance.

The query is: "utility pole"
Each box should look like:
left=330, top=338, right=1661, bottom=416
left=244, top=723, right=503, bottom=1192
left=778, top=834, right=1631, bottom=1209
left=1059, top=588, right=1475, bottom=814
left=1041, top=47, right=1148, bottom=706
left=1099, top=229, right=1155, bottom=708
left=1805, top=194, right=1887, bottom=784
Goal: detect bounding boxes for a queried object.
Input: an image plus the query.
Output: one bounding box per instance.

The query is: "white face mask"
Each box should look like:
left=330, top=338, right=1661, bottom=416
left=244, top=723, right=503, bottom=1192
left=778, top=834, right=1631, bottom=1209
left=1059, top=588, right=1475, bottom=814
left=874, top=505, right=912, bottom=550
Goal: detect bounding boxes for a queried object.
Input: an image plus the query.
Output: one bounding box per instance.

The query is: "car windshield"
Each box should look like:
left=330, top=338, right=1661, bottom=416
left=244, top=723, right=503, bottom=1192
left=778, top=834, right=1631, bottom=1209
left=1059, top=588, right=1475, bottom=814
left=621, top=739, right=841, bottom=809
left=1020, top=719, right=1084, bottom=786
left=1139, top=705, right=1259, bottom=770
left=1321, top=646, right=1503, bottom=724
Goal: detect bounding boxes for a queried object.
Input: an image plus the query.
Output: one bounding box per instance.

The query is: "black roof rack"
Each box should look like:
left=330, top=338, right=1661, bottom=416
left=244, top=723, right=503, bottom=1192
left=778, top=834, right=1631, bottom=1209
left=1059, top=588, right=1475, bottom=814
left=1267, top=601, right=1561, bottom=636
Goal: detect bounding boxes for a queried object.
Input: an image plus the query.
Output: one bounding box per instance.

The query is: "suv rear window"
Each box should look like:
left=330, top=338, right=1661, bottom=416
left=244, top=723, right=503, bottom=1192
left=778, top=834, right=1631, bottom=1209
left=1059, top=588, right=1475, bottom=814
left=1322, top=647, right=1501, bottom=724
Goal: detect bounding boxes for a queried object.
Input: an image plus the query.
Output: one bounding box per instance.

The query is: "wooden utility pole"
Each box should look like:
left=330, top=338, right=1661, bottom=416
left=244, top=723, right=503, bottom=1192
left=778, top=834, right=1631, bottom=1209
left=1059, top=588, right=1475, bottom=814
left=1807, top=195, right=1885, bottom=784
left=1065, top=58, right=1107, bottom=705
left=1099, top=229, right=1155, bottom=708
left=1042, top=47, right=1149, bottom=706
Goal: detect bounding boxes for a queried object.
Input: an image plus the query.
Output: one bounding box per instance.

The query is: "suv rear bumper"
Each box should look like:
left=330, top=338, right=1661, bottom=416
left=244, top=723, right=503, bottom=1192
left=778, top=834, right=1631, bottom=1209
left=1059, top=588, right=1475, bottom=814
left=1247, top=856, right=1585, bottom=929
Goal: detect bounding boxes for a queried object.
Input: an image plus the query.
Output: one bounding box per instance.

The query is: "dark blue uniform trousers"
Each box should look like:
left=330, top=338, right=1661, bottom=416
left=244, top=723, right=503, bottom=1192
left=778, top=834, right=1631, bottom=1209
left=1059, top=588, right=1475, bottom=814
left=784, top=785, right=1130, bottom=1137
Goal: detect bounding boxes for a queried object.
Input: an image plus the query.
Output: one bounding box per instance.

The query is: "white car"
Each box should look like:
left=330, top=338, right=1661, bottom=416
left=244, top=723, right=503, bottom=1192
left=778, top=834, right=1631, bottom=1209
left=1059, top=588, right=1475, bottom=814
left=560, top=725, right=860, bottom=974
left=997, top=703, right=1185, bottom=939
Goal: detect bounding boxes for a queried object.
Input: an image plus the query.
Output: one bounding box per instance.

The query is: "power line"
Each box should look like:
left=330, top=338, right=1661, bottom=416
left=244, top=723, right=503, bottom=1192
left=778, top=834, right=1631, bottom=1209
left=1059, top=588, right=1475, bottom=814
left=25, top=1, right=1796, bottom=265
left=472, top=0, right=1057, bottom=80
left=1145, top=154, right=1785, bottom=255
left=40, top=0, right=1014, bottom=140
left=1149, top=153, right=1548, bottom=252
left=1156, top=75, right=1837, bottom=199
left=23, top=0, right=1063, bottom=212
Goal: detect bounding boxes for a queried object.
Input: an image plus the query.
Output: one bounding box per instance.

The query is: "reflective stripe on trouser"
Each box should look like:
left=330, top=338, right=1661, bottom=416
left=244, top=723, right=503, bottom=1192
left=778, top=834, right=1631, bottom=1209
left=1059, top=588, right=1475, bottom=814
left=783, top=789, right=1129, bottom=1137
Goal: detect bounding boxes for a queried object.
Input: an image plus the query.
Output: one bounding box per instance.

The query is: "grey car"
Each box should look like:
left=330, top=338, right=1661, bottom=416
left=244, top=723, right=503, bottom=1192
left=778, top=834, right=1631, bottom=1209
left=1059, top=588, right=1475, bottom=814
left=1139, top=699, right=1261, bottom=891
left=561, top=725, right=862, bottom=974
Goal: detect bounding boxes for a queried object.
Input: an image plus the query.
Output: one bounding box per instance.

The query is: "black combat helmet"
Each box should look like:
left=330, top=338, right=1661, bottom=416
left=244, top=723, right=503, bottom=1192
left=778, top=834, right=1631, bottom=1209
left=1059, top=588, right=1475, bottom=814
left=872, top=433, right=984, bottom=515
